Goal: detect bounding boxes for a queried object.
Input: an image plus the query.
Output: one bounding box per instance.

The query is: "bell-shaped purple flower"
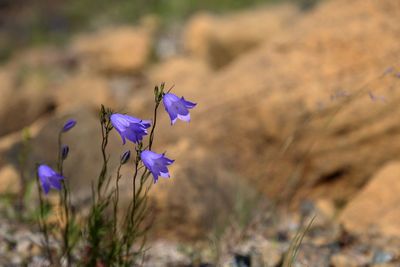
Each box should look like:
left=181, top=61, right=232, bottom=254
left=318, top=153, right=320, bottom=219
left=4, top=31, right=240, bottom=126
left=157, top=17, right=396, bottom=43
left=37, top=164, right=64, bottom=195
left=62, top=119, right=77, bottom=133
left=141, top=150, right=174, bottom=183
left=162, top=93, right=196, bottom=125
left=110, top=114, right=151, bottom=145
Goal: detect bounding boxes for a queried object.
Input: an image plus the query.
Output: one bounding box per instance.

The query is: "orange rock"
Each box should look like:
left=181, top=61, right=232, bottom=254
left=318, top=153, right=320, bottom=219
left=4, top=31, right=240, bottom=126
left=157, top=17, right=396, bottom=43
left=339, top=162, right=400, bottom=237
left=183, top=5, right=299, bottom=68
left=0, top=165, right=20, bottom=194
left=71, top=26, right=152, bottom=74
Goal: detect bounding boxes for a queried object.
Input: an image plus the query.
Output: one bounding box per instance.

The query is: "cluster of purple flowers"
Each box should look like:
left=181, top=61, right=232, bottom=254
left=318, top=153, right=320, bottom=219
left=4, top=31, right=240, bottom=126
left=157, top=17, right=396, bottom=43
left=110, top=92, right=195, bottom=183
left=37, top=92, right=196, bottom=194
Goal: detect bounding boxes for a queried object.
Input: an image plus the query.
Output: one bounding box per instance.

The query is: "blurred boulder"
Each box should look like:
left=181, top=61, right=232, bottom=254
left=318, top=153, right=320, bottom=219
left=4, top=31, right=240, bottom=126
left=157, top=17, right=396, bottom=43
left=147, top=56, right=211, bottom=92
left=147, top=139, right=250, bottom=240
left=339, top=162, right=400, bottom=238
left=291, top=243, right=333, bottom=266
left=54, top=73, right=117, bottom=111
left=315, top=199, right=336, bottom=221
left=0, top=69, right=55, bottom=137
left=70, top=26, right=153, bottom=74
left=135, top=0, right=400, bottom=239
left=183, top=5, right=299, bottom=68
left=231, top=236, right=284, bottom=267
left=330, top=251, right=370, bottom=267
left=0, top=164, right=20, bottom=194
left=177, top=0, right=400, bottom=205
left=141, top=241, right=190, bottom=267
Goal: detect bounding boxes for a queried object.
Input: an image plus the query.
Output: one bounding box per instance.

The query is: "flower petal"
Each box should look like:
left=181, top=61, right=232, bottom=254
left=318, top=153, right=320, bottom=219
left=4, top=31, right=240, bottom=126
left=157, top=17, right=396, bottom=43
left=140, top=120, right=152, bottom=128
left=152, top=172, right=159, bottom=183
left=49, top=176, right=63, bottom=190
left=141, top=150, right=174, bottom=183
left=160, top=171, right=170, bottom=178
left=39, top=175, right=50, bottom=194
left=161, top=156, right=174, bottom=165
left=124, top=128, right=139, bottom=143
left=163, top=93, right=195, bottom=124
left=115, top=128, right=127, bottom=145
left=110, top=114, right=128, bottom=132
left=111, top=114, right=151, bottom=144
left=122, top=114, right=143, bottom=125
left=182, top=97, right=197, bottom=109
left=178, top=113, right=191, bottom=122
left=37, top=164, right=64, bottom=194
left=41, top=179, right=51, bottom=194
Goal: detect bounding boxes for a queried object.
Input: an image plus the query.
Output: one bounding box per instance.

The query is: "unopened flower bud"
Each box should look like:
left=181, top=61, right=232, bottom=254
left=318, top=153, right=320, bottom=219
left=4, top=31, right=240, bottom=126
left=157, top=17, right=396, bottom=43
left=120, top=150, right=131, bottom=165
left=61, top=145, right=69, bottom=160
left=62, top=119, right=77, bottom=133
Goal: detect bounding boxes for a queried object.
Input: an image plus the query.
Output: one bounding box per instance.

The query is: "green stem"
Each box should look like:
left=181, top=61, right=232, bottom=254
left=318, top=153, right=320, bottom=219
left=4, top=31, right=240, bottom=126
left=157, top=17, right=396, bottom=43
left=36, top=174, right=53, bottom=265
left=113, top=164, right=123, bottom=236
left=148, top=102, right=160, bottom=151
left=97, top=121, right=110, bottom=198
left=57, top=131, right=72, bottom=266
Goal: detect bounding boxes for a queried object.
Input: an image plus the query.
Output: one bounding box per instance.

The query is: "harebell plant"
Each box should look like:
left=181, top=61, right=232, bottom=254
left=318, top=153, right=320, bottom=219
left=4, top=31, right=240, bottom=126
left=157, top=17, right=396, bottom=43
left=34, top=83, right=196, bottom=266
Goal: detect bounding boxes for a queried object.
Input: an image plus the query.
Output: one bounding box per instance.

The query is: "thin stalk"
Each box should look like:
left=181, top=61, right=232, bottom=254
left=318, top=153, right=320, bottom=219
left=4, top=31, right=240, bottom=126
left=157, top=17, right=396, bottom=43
left=131, top=154, right=140, bottom=224
left=57, top=131, right=72, bottom=266
left=97, top=121, right=111, bottom=197
left=17, top=130, right=30, bottom=215
left=121, top=84, right=168, bottom=265
left=36, top=174, right=53, bottom=265
left=148, top=101, right=160, bottom=151
left=87, top=109, right=113, bottom=265
left=282, top=215, right=316, bottom=267
left=113, top=164, right=123, bottom=236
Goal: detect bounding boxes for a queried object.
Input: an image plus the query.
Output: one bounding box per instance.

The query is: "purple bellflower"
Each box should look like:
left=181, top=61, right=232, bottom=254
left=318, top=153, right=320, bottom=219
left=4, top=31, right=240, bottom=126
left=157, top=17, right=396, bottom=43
left=37, top=164, right=64, bottom=195
left=141, top=150, right=174, bottom=183
left=162, top=93, right=196, bottom=125
left=110, top=114, right=151, bottom=145
left=62, top=119, right=77, bottom=133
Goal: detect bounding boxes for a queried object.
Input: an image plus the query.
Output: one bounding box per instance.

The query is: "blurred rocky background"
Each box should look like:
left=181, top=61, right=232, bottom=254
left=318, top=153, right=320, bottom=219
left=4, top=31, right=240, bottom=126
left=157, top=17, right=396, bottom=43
left=1, top=0, right=400, bottom=266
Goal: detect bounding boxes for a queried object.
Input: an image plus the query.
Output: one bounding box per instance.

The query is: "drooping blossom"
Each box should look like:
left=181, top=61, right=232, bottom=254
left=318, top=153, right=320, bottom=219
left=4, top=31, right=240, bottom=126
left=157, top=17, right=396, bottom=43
left=110, top=114, right=151, bottom=144
left=62, top=119, right=77, bottom=133
left=140, top=150, right=174, bottom=183
left=37, top=164, right=64, bottom=194
left=162, top=93, right=196, bottom=125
